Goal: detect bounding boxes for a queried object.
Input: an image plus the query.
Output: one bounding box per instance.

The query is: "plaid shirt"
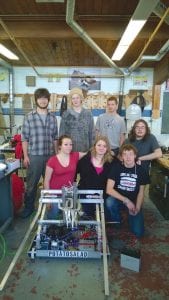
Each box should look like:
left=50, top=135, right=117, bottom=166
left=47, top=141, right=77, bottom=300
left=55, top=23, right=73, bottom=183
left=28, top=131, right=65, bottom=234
left=22, top=110, right=58, bottom=155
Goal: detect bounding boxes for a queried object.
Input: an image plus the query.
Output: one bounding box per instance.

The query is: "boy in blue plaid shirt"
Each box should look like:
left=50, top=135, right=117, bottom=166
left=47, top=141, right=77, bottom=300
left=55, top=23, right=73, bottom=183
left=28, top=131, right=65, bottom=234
left=20, top=88, right=58, bottom=218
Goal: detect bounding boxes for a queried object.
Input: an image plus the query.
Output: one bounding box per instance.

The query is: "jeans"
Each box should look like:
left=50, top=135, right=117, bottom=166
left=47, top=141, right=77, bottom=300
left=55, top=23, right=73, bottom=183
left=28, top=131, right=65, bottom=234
left=46, top=204, right=59, bottom=219
left=24, top=155, right=50, bottom=210
left=105, top=196, right=144, bottom=238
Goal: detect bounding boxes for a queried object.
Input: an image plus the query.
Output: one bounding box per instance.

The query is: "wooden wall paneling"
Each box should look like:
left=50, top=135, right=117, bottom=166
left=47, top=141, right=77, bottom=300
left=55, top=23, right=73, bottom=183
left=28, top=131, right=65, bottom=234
left=154, top=55, right=169, bottom=85
left=152, top=84, right=161, bottom=119
left=161, top=92, right=169, bottom=133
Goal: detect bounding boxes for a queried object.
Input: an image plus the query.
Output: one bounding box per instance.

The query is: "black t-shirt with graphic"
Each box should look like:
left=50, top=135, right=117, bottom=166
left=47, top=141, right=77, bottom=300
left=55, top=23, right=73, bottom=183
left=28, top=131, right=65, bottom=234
left=108, top=160, right=150, bottom=203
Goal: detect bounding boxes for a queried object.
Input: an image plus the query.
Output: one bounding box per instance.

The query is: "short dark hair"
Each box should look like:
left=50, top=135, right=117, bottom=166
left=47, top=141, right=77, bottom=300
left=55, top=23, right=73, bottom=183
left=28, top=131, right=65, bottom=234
left=107, top=96, right=118, bottom=105
left=34, top=88, right=50, bottom=102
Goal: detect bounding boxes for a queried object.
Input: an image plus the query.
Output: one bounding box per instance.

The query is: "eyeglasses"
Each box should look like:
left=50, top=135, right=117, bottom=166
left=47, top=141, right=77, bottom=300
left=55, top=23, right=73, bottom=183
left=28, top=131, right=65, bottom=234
left=135, top=126, right=146, bottom=129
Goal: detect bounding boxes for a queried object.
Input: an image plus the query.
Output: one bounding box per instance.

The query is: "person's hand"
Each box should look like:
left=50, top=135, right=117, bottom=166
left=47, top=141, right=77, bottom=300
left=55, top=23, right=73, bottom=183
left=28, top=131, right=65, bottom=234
left=129, top=205, right=141, bottom=216
left=134, top=203, right=141, bottom=215
left=123, top=198, right=136, bottom=214
left=129, top=208, right=137, bottom=215
left=136, top=159, right=141, bottom=165
left=111, top=150, right=115, bottom=156
left=23, top=156, right=30, bottom=168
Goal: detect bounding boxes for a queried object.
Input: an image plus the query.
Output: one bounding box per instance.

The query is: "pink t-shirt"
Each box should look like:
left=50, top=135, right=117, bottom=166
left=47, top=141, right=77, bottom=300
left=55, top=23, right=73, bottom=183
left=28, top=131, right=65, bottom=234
left=47, top=152, right=79, bottom=189
left=95, top=166, right=104, bottom=175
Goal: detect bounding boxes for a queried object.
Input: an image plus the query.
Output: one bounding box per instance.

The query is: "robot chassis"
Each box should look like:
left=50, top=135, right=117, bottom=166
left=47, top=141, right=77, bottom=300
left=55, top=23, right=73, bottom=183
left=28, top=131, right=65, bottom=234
left=28, top=185, right=110, bottom=296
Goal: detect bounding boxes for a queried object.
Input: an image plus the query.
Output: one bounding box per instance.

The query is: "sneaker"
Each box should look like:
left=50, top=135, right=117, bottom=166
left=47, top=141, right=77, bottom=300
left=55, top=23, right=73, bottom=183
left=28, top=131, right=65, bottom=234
left=20, top=208, right=34, bottom=218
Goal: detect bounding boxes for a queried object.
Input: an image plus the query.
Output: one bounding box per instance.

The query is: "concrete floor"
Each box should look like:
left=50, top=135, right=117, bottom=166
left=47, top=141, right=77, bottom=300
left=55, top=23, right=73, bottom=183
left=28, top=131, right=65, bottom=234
left=0, top=191, right=169, bottom=300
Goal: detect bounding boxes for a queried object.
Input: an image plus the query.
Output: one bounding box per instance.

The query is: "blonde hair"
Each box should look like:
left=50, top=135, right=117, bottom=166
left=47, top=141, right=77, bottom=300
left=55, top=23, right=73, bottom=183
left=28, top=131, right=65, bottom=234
left=68, top=87, right=84, bottom=104
left=90, top=135, right=113, bottom=164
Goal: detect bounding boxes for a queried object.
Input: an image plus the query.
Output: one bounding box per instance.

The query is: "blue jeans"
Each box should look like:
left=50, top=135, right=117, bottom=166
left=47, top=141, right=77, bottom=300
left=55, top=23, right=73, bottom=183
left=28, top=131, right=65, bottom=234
left=105, top=196, right=144, bottom=238
left=46, top=203, right=59, bottom=219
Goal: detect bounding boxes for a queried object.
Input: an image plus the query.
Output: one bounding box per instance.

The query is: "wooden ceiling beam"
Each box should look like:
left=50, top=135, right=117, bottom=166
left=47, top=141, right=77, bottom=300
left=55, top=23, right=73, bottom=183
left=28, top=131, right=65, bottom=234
left=154, top=54, right=169, bottom=85
left=0, top=20, right=168, bottom=39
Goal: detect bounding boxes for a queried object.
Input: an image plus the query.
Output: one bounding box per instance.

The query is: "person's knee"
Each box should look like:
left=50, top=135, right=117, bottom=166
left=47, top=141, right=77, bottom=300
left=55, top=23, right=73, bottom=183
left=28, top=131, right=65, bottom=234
left=106, top=196, right=112, bottom=209
left=106, top=196, right=117, bottom=209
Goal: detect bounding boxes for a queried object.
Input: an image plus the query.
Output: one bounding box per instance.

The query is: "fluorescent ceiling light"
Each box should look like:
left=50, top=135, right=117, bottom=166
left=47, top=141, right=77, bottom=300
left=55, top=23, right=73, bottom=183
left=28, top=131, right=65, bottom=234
left=112, top=19, right=146, bottom=61
left=0, top=44, right=19, bottom=60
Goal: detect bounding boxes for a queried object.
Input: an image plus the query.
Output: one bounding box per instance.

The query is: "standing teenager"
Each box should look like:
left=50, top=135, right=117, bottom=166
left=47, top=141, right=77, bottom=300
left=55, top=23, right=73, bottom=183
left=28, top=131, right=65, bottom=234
left=59, top=87, right=95, bottom=152
left=20, top=88, right=58, bottom=218
left=96, top=96, right=126, bottom=156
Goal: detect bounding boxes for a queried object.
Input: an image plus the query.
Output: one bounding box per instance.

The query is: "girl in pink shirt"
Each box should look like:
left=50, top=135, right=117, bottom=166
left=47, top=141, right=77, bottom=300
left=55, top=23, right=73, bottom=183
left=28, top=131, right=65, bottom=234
left=44, top=135, right=85, bottom=217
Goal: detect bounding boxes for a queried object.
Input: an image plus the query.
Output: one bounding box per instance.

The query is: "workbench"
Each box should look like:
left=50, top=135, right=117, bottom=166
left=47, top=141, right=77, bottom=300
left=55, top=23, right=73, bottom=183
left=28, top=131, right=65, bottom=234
left=0, top=159, right=20, bottom=233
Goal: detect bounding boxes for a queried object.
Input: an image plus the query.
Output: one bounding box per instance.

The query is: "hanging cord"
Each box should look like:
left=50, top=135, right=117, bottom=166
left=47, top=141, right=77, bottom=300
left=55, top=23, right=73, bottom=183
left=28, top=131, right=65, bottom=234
left=0, top=234, right=17, bottom=265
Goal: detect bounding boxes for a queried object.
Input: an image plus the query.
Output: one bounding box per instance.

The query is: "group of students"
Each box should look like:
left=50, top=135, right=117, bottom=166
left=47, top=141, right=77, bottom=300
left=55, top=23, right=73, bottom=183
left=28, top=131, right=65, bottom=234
left=20, top=87, right=162, bottom=239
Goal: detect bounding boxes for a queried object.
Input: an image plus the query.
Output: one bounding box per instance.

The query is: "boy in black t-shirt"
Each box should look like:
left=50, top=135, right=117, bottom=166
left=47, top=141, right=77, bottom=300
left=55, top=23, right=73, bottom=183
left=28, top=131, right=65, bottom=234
left=106, top=144, right=149, bottom=238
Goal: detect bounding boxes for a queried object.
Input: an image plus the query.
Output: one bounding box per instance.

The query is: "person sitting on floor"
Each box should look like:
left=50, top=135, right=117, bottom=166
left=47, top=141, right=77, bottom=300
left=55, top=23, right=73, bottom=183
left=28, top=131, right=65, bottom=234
left=77, top=135, right=114, bottom=217
left=44, top=135, right=86, bottom=218
left=105, top=144, right=149, bottom=238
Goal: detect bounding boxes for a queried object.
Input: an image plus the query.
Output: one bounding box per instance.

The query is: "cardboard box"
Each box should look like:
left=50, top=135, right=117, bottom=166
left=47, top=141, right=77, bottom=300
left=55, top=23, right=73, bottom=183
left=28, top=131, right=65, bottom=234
left=120, top=248, right=141, bottom=272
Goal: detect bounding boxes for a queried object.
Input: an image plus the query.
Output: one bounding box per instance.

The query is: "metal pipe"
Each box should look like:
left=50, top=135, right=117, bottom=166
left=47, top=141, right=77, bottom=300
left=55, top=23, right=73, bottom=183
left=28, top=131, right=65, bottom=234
left=0, top=58, right=12, bottom=70
left=0, top=17, right=41, bottom=77
left=0, top=15, right=125, bottom=78
left=39, top=72, right=125, bottom=78
left=66, top=0, right=124, bottom=76
left=118, top=77, right=125, bottom=114
left=129, top=7, right=169, bottom=72
left=142, top=39, right=169, bottom=61
left=153, top=1, right=169, bottom=25
left=0, top=2, right=126, bottom=78
left=9, top=70, right=15, bottom=134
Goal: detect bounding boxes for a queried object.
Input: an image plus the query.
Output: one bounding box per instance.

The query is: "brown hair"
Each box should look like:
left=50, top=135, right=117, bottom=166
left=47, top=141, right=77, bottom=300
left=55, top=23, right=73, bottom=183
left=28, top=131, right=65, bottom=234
left=57, top=135, right=72, bottom=149
left=128, top=119, right=150, bottom=142
left=107, top=96, right=118, bottom=105
left=34, top=88, right=50, bottom=102
left=119, top=144, right=138, bottom=157
left=90, top=135, right=113, bottom=164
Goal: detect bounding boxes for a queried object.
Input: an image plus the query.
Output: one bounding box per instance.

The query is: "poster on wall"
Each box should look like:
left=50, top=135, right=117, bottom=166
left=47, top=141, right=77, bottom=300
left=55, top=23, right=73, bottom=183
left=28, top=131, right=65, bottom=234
left=132, top=75, right=148, bottom=87
left=69, top=69, right=101, bottom=91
